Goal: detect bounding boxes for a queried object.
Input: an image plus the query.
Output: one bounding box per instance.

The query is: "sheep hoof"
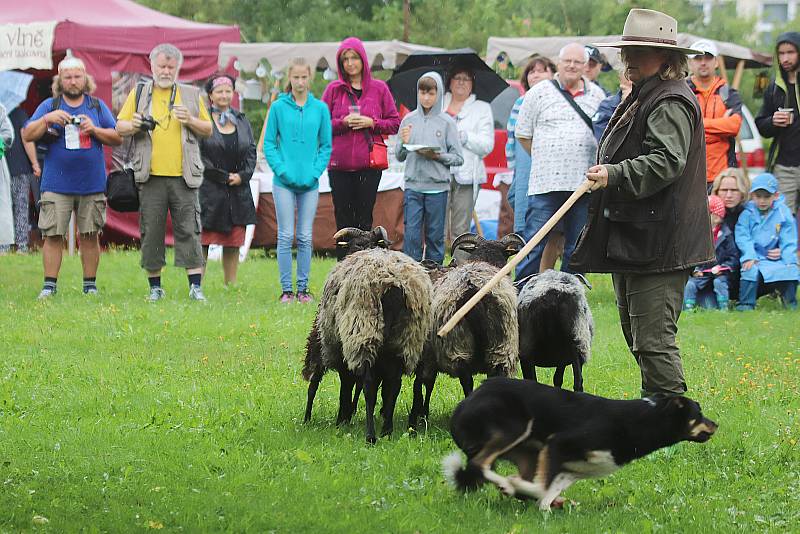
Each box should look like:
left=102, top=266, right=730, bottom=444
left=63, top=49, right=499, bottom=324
left=366, top=434, right=377, bottom=445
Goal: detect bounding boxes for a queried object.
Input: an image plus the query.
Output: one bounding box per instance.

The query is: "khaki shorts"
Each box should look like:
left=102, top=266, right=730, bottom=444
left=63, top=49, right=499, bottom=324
left=38, top=191, right=107, bottom=237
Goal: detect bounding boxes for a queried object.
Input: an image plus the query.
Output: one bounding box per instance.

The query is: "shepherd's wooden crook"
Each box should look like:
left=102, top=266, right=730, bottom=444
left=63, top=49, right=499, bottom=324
left=437, top=180, right=593, bottom=337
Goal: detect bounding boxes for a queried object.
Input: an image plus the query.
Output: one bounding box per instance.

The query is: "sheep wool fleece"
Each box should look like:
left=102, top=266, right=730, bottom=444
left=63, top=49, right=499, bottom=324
left=317, top=248, right=433, bottom=374
left=429, top=262, right=519, bottom=377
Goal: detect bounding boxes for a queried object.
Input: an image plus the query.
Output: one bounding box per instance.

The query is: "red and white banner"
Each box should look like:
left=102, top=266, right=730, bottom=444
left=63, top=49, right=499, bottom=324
left=0, top=21, right=57, bottom=71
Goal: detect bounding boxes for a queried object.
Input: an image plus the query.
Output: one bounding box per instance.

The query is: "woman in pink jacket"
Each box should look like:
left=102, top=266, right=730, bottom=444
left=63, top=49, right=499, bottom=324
left=322, top=37, right=400, bottom=248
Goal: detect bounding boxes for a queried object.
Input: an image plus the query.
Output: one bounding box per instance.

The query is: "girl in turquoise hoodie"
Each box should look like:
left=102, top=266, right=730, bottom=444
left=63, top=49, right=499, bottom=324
left=264, top=58, right=333, bottom=303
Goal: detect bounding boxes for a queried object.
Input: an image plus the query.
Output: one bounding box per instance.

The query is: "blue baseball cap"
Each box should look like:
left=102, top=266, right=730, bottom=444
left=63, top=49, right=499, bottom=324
left=749, top=173, right=778, bottom=194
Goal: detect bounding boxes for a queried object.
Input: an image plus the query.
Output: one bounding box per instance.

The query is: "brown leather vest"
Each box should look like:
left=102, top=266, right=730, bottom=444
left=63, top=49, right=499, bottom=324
left=571, top=77, right=714, bottom=274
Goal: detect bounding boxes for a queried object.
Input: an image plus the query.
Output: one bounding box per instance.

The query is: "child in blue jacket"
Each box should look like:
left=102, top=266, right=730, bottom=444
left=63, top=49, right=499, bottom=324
left=734, top=173, right=798, bottom=310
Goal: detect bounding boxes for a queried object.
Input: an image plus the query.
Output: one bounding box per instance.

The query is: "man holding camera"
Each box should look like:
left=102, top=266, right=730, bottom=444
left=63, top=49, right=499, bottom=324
left=116, top=43, right=212, bottom=302
left=22, top=57, right=121, bottom=299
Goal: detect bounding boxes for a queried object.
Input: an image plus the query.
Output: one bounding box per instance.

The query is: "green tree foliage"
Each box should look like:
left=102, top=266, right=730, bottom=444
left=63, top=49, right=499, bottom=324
left=136, top=0, right=774, bottom=131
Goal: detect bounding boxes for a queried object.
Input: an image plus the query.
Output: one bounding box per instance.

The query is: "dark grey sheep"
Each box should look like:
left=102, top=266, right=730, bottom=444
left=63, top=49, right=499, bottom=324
left=515, top=269, right=594, bottom=391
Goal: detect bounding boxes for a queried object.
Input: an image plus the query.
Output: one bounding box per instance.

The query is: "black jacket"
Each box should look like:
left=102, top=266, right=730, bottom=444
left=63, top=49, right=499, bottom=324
left=755, top=31, right=800, bottom=168
left=199, top=111, right=257, bottom=232
left=571, top=77, right=714, bottom=274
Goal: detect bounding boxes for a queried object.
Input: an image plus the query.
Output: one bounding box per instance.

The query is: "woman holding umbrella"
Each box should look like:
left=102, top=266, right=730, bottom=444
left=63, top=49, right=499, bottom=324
left=322, top=37, right=400, bottom=251
left=444, top=66, right=495, bottom=260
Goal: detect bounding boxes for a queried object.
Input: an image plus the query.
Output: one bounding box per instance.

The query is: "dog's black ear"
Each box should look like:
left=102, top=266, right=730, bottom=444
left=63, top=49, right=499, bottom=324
left=668, top=396, right=686, bottom=410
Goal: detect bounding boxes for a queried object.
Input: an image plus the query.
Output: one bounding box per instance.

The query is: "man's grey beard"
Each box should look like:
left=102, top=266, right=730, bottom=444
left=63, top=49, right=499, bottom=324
left=155, top=75, right=177, bottom=89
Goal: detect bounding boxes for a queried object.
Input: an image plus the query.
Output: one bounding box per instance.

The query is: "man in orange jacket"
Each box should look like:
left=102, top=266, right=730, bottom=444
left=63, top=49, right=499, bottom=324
left=688, top=39, right=743, bottom=187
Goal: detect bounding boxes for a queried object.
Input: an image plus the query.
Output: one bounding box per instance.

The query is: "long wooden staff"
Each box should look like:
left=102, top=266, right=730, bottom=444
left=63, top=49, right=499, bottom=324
left=437, top=179, right=593, bottom=337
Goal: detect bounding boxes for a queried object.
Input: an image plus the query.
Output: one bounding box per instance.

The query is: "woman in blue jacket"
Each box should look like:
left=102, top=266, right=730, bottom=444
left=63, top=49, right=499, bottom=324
left=734, top=173, right=799, bottom=310
left=264, top=58, right=333, bottom=303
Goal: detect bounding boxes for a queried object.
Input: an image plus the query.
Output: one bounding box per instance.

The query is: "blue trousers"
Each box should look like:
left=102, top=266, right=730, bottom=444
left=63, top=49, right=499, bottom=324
left=684, top=274, right=729, bottom=308
left=507, top=142, right=531, bottom=233
left=515, top=191, right=590, bottom=279
left=403, top=189, right=448, bottom=264
left=273, top=184, right=319, bottom=293
left=738, top=274, right=798, bottom=309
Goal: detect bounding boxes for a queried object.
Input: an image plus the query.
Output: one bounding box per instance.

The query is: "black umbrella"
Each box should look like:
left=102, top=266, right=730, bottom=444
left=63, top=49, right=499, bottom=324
left=387, top=48, right=509, bottom=110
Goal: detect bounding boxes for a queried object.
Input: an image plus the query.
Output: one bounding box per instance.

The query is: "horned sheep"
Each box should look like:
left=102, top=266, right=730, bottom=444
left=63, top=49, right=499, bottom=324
left=302, top=227, right=432, bottom=443
left=408, top=233, right=524, bottom=429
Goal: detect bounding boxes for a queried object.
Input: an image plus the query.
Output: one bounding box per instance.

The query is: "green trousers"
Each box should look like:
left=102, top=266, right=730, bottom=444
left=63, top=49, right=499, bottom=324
left=612, top=270, right=690, bottom=397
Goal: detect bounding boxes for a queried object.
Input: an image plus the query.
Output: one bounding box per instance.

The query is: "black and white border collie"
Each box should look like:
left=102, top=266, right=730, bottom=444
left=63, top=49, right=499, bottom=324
left=443, top=377, right=717, bottom=510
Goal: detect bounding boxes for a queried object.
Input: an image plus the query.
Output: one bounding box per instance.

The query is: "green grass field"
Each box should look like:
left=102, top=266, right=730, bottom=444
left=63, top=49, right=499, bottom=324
left=1, top=249, right=798, bottom=533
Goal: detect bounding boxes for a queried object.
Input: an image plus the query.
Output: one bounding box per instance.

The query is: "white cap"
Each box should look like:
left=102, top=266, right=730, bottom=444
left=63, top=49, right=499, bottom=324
left=689, top=39, right=719, bottom=58
left=58, top=56, right=86, bottom=72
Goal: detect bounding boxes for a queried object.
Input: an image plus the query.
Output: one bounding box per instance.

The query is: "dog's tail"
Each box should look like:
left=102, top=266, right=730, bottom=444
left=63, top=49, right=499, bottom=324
left=442, top=452, right=484, bottom=491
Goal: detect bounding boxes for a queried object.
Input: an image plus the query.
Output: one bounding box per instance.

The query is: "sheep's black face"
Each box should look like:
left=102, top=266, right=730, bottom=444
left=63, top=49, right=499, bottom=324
left=335, top=227, right=391, bottom=257
left=451, top=233, right=525, bottom=269
left=465, top=242, right=510, bottom=268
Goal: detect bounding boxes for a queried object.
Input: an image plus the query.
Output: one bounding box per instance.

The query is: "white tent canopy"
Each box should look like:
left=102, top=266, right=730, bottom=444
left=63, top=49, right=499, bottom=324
left=486, top=34, right=772, bottom=72
left=219, top=40, right=445, bottom=73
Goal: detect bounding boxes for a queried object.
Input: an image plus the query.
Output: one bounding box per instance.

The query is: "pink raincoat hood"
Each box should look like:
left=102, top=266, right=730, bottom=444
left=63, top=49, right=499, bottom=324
left=329, top=37, right=374, bottom=93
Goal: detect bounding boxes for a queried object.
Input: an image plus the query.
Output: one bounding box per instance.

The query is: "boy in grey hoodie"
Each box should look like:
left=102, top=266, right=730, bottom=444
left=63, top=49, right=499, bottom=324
left=396, top=71, right=463, bottom=263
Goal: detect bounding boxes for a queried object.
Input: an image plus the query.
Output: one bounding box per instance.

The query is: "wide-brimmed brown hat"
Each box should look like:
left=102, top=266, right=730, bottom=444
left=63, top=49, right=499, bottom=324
left=593, top=9, right=703, bottom=55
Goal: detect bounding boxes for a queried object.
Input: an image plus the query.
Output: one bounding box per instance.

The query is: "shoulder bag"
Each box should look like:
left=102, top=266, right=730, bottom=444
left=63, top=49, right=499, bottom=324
left=551, top=80, right=594, bottom=132
left=106, top=83, right=146, bottom=212
left=346, top=91, right=388, bottom=170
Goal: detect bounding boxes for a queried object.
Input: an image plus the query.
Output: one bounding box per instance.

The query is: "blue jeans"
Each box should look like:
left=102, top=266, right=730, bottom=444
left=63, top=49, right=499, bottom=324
left=273, top=185, right=319, bottom=292
left=507, top=142, right=532, bottom=234
left=403, top=189, right=448, bottom=264
left=684, top=274, right=729, bottom=308
left=738, top=274, right=798, bottom=309
left=515, top=191, right=590, bottom=279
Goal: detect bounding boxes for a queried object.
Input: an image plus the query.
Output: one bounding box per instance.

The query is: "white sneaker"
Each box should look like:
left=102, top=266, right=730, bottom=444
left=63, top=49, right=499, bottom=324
left=189, top=284, right=206, bottom=302
left=37, top=287, right=57, bottom=300
left=148, top=286, right=166, bottom=302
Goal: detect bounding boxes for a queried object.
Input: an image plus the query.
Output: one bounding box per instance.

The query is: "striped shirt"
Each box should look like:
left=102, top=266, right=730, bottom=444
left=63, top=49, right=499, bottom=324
left=505, top=95, right=525, bottom=171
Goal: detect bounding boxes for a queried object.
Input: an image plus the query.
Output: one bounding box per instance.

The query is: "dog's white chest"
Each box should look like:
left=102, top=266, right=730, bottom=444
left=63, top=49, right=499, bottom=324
left=563, top=450, right=619, bottom=478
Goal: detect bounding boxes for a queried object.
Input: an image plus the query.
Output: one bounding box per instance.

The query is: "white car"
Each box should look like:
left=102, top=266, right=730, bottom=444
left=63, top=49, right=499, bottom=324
left=736, top=104, right=765, bottom=177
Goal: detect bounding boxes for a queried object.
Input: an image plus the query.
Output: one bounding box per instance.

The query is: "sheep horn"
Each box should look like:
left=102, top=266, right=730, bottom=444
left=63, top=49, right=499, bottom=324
left=371, top=226, right=391, bottom=248
left=573, top=273, right=593, bottom=289
left=512, top=272, right=540, bottom=293
left=500, top=233, right=526, bottom=256
left=451, top=232, right=479, bottom=254
left=333, top=227, right=366, bottom=247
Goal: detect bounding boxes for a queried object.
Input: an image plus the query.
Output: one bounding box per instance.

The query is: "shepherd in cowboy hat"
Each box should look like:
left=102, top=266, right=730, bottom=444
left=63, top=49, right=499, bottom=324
left=570, top=9, right=714, bottom=398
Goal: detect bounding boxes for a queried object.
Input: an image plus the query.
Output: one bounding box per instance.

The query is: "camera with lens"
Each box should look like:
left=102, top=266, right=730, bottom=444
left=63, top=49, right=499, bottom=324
left=139, top=115, right=157, bottom=132
left=68, top=116, right=82, bottom=126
